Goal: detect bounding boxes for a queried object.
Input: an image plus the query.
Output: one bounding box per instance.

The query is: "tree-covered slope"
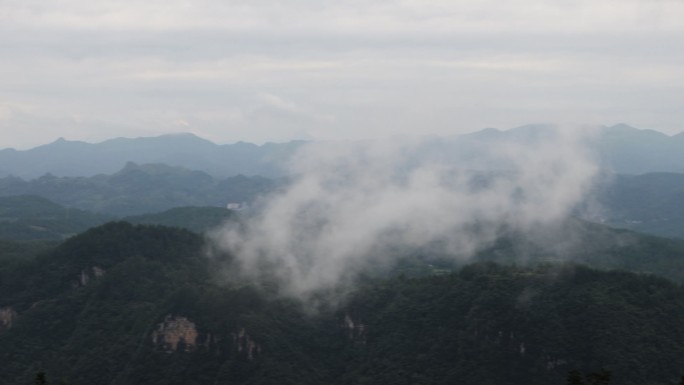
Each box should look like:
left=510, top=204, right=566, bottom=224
left=385, top=217, right=684, bottom=284
left=1, top=223, right=684, bottom=385
left=473, top=218, right=684, bottom=283
left=0, top=195, right=111, bottom=240
left=124, top=206, right=237, bottom=234
left=0, top=222, right=341, bottom=385
left=341, top=263, right=684, bottom=385
left=0, top=163, right=277, bottom=216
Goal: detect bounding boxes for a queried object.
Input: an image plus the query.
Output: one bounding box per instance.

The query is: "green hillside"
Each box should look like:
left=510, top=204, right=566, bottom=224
left=0, top=163, right=277, bottom=216
left=124, top=206, right=236, bottom=234
left=1, top=223, right=684, bottom=385
left=383, top=218, right=684, bottom=284
left=474, top=218, right=684, bottom=283
left=0, top=194, right=239, bottom=242
left=0, top=195, right=111, bottom=240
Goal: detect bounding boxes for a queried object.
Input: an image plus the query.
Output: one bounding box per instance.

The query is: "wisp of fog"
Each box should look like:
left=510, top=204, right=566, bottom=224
left=210, top=127, right=599, bottom=301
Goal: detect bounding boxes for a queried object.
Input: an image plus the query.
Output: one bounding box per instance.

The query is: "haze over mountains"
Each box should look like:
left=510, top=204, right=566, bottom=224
left=3, top=123, right=684, bottom=384
left=4, top=0, right=684, bottom=381
left=0, top=163, right=276, bottom=216
left=2, top=123, right=684, bottom=179
left=0, top=134, right=304, bottom=179
left=2, top=123, right=684, bottom=240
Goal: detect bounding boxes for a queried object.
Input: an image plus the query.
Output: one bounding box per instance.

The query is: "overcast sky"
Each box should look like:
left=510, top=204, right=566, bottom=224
left=1, top=0, right=683, bottom=149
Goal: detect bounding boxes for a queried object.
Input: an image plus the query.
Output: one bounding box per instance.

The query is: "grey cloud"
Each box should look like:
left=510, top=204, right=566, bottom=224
left=1, top=0, right=683, bottom=148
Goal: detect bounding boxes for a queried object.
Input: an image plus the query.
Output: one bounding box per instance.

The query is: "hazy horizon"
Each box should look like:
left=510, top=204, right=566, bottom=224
left=2, top=122, right=683, bottom=151
left=2, top=1, right=683, bottom=149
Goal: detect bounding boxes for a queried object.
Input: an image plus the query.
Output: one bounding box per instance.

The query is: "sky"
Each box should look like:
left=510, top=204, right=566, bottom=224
left=1, top=0, right=683, bottom=149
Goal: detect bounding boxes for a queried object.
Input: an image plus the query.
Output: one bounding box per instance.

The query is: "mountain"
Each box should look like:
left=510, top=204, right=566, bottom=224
left=475, top=218, right=684, bottom=283
left=0, top=195, right=111, bottom=240
left=0, top=134, right=305, bottom=179
left=0, top=163, right=278, bottom=216
left=424, top=123, right=684, bottom=175
left=586, top=172, right=684, bottom=239
left=0, top=193, right=237, bottom=240
left=2, top=124, right=684, bottom=179
left=381, top=217, right=684, bottom=284
left=3, top=158, right=684, bottom=240
left=1, top=223, right=683, bottom=385
left=594, top=123, right=684, bottom=174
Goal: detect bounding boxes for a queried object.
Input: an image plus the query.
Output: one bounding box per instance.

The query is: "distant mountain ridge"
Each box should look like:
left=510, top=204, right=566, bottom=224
left=587, top=172, right=684, bottom=239
left=2, top=124, right=684, bottom=178
left=447, top=123, right=684, bottom=174
left=0, top=133, right=305, bottom=179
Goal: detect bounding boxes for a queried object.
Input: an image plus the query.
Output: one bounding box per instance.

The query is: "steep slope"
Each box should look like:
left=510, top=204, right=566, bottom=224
left=341, top=264, right=684, bottom=385
left=1, top=223, right=684, bottom=385
left=0, top=222, right=341, bottom=385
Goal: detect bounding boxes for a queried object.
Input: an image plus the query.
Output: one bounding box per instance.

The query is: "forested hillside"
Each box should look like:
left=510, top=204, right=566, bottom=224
left=0, top=163, right=277, bottom=216
left=1, top=223, right=684, bottom=385
left=123, top=206, right=237, bottom=234
left=0, top=195, right=111, bottom=240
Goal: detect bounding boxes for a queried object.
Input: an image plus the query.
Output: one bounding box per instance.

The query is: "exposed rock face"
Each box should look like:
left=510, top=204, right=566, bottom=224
left=232, top=328, right=261, bottom=360
left=79, top=266, right=106, bottom=286
left=152, top=315, right=199, bottom=353
left=342, top=313, right=366, bottom=344
left=0, top=306, right=18, bottom=332
left=150, top=315, right=262, bottom=359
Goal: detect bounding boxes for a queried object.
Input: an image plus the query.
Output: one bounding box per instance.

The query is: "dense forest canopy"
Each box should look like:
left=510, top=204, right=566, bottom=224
left=1, top=222, right=684, bottom=385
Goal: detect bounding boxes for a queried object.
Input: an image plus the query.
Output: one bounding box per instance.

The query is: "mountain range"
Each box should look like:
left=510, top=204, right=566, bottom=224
left=3, top=123, right=684, bottom=384
left=589, top=172, right=684, bottom=238
left=0, top=134, right=304, bottom=179
left=0, top=162, right=277, bottom=216
left=2, top=124, right=684, bottom=179
left=0, top=195, right=240, bottom=241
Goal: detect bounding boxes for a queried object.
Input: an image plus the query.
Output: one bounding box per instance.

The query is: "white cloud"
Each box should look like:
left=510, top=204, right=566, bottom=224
left=210, top=127, right=599, bottom=300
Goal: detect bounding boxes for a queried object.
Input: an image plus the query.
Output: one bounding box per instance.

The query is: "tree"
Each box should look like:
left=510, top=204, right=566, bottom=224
left=567, top=369, right=585, bottom=385
left=567, top=369, right=611, bottom=385
left=586, top=369, right=611, bottom=385
left=34, top=372, right=47, bottom=385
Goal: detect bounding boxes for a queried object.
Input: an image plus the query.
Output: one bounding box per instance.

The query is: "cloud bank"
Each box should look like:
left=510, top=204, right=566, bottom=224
left=211, top=127, right=598, bottom=300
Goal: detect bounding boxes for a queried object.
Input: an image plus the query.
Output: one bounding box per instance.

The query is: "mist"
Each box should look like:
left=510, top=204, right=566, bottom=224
left=210, top=127, right=599, bottom=300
